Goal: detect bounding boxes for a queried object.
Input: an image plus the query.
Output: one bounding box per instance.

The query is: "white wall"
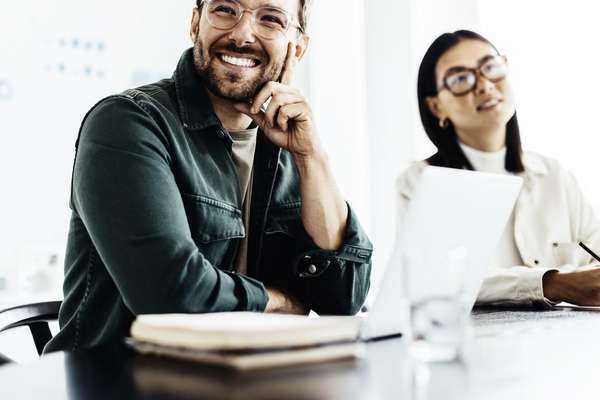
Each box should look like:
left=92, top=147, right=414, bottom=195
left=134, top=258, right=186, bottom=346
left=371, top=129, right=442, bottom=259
left=364, top=0, right=480, bottom=290
left=0, top=1, right=195, bottom=302
left=477, top=0, right=600, bottom=213
left=363, top=0, right=415, bottom=287
left=306, top=0, right=370, bottom=230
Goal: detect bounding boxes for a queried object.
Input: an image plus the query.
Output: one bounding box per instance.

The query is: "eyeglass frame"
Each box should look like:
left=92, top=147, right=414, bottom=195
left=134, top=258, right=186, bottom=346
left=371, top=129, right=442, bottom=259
left=436, top=54, right=509, bottom=97
left=198, top=0, right=304, bottom=38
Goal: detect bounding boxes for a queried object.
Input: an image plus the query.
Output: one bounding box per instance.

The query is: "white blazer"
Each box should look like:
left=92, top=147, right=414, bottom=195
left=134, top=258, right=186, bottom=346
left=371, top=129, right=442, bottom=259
left=395, top=152, right=600, bottom=306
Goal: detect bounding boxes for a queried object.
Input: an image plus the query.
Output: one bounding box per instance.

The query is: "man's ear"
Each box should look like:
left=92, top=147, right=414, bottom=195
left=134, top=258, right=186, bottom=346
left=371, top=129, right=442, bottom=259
left=190, top=8, right=200, bottom=43
left=426, top=96, right=446, bottom=120
left=294, top=34, right=310, bottom=61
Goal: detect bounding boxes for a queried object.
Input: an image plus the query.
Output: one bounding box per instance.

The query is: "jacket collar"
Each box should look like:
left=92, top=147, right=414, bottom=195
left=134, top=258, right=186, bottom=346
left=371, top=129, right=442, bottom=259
left=173, top=48, right=222, bottom=131
left=522, top=153, right=548, bottom=176
left=520, top=152, right=548, bottom=190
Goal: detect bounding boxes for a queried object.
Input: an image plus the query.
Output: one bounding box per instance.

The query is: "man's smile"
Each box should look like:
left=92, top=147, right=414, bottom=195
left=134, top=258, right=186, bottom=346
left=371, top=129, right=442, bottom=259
left=218, top=53, right=260, bottom=68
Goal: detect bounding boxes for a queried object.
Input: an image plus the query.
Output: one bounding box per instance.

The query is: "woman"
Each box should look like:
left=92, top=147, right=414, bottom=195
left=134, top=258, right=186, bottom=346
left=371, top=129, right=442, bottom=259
left=397, top=30, right=600, bottom=307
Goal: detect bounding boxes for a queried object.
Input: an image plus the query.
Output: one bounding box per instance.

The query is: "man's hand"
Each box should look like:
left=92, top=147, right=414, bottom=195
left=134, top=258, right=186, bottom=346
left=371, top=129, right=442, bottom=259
left=235, top=42, right=348, bottom=251
left=265, top=287, right=308, bottom=315
left=233, top=42, right=322, bottom=160
left=543, top=268, right=600, bottom=305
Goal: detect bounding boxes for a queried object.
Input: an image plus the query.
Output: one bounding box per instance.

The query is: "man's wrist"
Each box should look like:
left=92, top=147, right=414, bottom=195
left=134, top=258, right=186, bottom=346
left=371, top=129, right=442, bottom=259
left=292, top=148, right=328, bottom=176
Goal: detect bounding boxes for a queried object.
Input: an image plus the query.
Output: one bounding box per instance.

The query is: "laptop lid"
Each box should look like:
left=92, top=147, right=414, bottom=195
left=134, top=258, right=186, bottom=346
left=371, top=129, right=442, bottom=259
left=361, top=166, right=523, bottom=340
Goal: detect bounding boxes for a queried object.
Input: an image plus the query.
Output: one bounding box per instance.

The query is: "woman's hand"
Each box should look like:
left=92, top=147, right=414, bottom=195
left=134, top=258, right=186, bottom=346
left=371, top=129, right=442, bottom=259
left=543, top=269, right=600, bottom=305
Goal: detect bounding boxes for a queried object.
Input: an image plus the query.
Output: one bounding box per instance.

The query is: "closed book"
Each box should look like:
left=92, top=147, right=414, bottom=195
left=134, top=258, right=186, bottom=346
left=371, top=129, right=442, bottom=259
left=128, top=312, right=363, bottom=370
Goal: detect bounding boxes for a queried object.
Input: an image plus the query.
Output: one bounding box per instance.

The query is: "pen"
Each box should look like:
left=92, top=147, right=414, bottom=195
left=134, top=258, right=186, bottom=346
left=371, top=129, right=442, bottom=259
left=578, top=241, right=600, bottom=263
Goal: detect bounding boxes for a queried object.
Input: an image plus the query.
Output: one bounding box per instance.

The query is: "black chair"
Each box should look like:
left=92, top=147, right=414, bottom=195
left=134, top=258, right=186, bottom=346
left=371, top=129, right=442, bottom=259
left=0, top=301, right=61, bottom=365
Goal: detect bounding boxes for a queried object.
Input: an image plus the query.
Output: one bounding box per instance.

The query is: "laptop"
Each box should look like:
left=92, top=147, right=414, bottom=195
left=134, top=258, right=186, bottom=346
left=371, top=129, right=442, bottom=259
left=359, top=166, right=523, bottom=340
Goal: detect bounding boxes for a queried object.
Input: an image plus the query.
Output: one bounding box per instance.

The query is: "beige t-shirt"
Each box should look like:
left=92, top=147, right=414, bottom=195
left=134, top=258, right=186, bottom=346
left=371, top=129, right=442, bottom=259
left=228, top=127, right=258, bottom=274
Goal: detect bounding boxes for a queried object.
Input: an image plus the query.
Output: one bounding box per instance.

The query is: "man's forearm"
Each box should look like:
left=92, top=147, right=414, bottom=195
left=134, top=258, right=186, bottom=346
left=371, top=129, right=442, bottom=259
left=293, top=151, right=348, bottom=251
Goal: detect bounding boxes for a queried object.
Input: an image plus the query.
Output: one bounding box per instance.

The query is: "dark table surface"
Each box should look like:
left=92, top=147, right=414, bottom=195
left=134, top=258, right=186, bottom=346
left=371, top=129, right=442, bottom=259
left=1, top=306, right=600, bottom=400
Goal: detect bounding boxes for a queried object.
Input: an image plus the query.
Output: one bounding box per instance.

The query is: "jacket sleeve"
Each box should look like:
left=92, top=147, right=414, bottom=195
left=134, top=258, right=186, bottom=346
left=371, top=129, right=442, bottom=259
left=476, top=267, right=559, bottom=307
left=292, top=204, right=373, bottom=315
left=477, top=166, right=600, bottom=307
left=72, top=95, right=268, bottom=315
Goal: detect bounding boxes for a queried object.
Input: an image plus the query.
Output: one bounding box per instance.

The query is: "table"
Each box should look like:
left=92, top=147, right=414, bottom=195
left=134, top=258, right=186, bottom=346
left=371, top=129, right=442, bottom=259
left=1, top=307, right=599, bottom=400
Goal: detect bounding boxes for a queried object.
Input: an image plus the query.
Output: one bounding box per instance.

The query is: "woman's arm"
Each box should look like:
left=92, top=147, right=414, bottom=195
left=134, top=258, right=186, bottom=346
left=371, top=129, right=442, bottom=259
left=540, top=168, right=600, bottom=305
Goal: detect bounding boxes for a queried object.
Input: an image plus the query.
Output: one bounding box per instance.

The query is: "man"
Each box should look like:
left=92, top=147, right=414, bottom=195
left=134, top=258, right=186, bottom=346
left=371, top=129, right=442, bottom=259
left=45, top=0, right=372, bottom=353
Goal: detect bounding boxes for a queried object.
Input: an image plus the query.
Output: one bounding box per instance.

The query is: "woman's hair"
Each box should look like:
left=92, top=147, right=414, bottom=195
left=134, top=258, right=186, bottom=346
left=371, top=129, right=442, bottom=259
left=417, top=30, right=525, bottom=173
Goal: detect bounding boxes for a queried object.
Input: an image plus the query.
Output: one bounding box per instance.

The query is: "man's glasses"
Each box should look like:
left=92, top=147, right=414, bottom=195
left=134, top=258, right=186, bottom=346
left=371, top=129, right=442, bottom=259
left=438, top=55, right=508, bottom=96
left=201, top=0, right=303, bottom=40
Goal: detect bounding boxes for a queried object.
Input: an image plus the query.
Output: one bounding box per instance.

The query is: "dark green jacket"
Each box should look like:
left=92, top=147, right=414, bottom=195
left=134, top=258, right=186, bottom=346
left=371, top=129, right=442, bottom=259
left=45, top=49, right=372, bottom=353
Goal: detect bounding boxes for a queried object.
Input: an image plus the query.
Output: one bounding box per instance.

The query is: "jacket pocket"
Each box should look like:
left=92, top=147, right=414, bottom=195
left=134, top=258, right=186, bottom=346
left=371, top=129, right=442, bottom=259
left=181, top=194, right=244, bottom=268
left=182, top=194, right=245, bottom=242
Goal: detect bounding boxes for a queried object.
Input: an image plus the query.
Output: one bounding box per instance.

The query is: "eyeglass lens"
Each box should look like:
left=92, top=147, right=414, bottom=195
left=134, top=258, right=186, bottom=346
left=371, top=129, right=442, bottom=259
left=206, top=0, right=291, bottom=39
left=444, top=56, right=507, bottom=95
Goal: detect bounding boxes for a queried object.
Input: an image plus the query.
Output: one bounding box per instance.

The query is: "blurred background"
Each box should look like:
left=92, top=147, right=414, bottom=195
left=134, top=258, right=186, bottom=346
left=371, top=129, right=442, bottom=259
left=1, top=0, right=599, bottom=356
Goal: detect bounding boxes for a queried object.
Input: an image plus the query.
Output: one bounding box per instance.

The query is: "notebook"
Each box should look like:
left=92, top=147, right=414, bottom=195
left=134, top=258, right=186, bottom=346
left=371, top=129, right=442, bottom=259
left=128, top=312, right=363, bottom=370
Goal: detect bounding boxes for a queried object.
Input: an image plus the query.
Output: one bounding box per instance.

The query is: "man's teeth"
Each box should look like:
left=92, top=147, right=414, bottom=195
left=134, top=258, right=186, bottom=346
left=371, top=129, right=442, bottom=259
left=220, top=54, right=257, bottom=68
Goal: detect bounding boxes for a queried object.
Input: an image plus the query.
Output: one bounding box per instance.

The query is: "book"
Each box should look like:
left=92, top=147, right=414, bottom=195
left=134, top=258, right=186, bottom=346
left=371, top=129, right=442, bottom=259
left=128, top=312, right=364, bottom=370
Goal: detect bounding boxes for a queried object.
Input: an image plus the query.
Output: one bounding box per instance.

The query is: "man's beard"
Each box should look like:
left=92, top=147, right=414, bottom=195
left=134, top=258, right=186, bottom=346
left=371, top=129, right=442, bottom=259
left=193, top=38, right=284, bottom=102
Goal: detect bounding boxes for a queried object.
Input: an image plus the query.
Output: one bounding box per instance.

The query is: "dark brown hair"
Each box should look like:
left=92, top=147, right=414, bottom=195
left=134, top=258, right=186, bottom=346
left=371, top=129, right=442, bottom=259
left=196, top=0, right=312, bottom=33
left=417, top=30, right=525, bottom=173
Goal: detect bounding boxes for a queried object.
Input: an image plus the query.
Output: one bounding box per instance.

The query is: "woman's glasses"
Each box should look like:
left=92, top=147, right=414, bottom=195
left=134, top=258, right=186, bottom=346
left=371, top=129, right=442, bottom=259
left=438, top=55, right=508, bottom=96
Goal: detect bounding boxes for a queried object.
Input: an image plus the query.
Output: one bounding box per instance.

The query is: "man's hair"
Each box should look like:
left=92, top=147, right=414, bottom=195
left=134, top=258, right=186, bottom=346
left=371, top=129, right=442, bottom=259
left=196, top=0, right=312, bottom=33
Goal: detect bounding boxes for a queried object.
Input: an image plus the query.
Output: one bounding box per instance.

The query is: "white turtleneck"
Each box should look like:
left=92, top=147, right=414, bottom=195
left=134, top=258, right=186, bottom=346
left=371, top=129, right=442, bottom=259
left=459, top=143, right=523, bottom=270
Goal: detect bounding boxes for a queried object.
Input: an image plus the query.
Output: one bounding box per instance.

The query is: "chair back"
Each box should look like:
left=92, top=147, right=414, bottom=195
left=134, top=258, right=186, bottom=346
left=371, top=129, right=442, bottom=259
left=0, top=301, right=61, bottom=364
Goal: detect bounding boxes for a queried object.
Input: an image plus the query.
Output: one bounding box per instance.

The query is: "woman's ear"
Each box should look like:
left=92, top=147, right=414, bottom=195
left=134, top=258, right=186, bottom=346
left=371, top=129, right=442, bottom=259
left=426, top=96, right=447, bottom=121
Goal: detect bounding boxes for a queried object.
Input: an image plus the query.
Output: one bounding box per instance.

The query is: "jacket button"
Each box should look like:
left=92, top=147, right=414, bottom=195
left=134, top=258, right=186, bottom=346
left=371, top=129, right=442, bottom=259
left=534, top=259, right=539, bottom=265
left=552, top=242, right=558, bottom=248
left=307, top=264, right=317, bottom=274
